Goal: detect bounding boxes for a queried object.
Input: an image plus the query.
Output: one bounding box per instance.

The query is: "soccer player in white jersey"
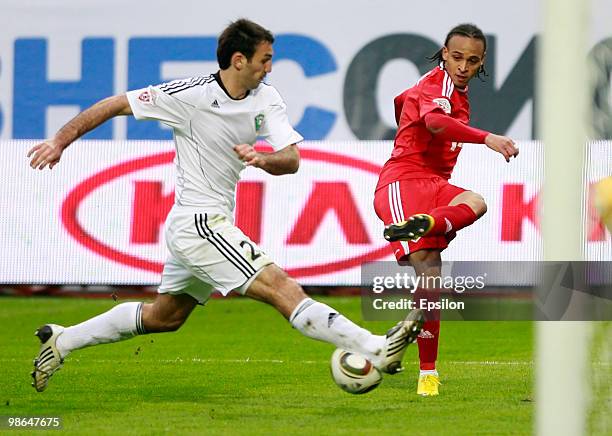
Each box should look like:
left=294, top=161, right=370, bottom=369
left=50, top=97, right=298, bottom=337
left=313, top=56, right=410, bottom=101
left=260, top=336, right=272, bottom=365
left=27, top=19, right=423, bottom=392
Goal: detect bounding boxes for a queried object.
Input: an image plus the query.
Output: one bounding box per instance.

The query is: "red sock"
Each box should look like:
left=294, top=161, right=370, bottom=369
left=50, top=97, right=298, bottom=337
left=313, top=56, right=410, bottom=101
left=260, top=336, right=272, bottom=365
left=427, top=203, right=477, bottom=236
left=413, top=288, right=441, bottom=371
left=418, top=319, right=440, bottom=370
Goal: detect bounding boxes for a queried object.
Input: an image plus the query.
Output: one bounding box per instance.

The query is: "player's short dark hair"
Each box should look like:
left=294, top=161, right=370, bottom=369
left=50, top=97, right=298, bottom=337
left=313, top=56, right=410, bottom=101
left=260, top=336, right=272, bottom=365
left=217, top=19, right=274, bottom=69
left=429, top=23, right=488, bottom=79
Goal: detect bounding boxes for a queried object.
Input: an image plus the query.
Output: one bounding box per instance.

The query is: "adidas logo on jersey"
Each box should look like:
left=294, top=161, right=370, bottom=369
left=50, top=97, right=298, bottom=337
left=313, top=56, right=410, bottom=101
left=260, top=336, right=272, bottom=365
left=211, top=99, right=220, bottom=108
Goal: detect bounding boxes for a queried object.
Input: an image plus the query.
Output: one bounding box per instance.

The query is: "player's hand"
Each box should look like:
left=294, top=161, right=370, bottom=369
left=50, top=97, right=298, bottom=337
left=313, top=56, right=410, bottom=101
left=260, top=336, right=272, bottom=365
left=27, top=139, right=64, bottom=170
left=484, top=134, right=519, bottom=163
left=234, top=143, right=264, bottom=168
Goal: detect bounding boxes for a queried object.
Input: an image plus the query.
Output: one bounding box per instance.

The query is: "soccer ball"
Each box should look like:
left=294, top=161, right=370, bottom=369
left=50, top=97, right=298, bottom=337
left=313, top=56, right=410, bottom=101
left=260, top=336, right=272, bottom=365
left=330, top=349, right=382, bottom=394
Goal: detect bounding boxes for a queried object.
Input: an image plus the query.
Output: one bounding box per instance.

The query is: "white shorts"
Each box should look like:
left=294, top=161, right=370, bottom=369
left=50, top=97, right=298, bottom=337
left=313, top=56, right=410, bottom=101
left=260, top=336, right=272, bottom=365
left=158, top=209, right=273, bottom=303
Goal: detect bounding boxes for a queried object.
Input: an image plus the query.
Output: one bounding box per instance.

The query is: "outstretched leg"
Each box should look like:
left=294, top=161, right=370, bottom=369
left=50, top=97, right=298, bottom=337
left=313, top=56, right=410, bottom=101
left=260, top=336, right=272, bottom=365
left=245, top=264, right=423, bottom=374
left=32, top=293, right=197, bottom=392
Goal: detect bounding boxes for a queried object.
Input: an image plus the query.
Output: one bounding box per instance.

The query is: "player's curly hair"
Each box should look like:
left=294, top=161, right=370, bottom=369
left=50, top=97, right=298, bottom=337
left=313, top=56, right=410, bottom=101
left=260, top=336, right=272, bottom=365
left=217, top=19, right=274, bottom=70
left=428, top=23, right=488, bottom=79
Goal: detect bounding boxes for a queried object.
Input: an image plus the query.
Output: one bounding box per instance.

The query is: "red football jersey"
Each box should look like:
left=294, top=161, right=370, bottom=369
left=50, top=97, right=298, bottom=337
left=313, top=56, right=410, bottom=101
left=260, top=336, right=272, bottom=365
left=376, top=66, right=471, bottom=191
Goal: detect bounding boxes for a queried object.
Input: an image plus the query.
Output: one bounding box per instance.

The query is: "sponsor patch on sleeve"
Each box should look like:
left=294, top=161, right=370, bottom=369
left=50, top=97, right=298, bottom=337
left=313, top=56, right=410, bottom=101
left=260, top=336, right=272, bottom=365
left=432, top=97, right=451, bottom=114
left=137, top=90, right=153, bottom=104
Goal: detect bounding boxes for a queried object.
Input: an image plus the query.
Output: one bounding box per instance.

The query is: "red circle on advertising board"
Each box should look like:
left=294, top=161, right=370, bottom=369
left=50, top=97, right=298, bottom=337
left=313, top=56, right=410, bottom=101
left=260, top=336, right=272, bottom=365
left=61, top=148, right=393, bottom=278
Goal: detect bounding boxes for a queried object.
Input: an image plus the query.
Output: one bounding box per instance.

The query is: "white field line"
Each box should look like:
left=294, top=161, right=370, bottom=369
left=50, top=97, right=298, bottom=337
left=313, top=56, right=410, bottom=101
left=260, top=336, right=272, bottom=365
left=6, top=357, right=608, bottom=365
left=152, top=359, right=538, bottom=366
left=4, top=357, right=535, bottom=365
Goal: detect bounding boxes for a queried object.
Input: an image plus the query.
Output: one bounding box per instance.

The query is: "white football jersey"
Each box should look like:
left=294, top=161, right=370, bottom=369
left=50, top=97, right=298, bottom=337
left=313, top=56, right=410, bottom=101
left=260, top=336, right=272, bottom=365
left=126, top=73, right=303, bottom=218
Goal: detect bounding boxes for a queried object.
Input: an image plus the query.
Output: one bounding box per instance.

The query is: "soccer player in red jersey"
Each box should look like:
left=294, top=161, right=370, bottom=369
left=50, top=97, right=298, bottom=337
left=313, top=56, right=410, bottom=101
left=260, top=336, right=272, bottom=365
left=373, top=24, right=519, bottom=396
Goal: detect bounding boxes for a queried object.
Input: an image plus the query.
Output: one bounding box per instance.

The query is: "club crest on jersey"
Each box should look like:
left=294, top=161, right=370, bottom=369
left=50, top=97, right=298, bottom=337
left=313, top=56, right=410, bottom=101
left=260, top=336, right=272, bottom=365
left=433, top=97, right=451, bottom=114
left=254, top=114, right=265, bottom=132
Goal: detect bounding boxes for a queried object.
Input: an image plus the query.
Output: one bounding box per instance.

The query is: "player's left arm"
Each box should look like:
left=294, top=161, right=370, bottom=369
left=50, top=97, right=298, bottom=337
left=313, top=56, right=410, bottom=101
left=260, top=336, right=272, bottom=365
left=418, top=72, right=519, bottom=162
left=424, top=112, right=519, bottom=162
left=234, top=143, right=300, bottom=175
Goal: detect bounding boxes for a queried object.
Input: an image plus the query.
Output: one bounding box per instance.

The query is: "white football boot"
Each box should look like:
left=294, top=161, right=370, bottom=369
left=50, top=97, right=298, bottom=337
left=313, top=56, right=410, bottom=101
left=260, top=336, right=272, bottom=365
left=31, top=324, right=65, bottom=392
left=375, top=309, right=424, bottom=374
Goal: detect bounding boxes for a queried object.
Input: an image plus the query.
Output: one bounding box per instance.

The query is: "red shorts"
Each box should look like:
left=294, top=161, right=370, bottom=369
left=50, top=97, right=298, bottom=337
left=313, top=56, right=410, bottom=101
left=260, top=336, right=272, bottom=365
left=373, top=177, right=466, bottom=261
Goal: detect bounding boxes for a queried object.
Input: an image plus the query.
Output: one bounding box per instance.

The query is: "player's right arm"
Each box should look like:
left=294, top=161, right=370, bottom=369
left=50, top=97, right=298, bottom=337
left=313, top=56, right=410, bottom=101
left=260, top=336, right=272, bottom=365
left=29, top=78, right=199, bottom=170
left=28, top=94, right=132, bottom=170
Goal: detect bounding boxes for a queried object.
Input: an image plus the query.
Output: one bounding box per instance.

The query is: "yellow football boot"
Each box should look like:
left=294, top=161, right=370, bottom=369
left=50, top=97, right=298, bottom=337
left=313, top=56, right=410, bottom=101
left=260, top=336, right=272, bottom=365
left=417, top=374, right=441, bottom=396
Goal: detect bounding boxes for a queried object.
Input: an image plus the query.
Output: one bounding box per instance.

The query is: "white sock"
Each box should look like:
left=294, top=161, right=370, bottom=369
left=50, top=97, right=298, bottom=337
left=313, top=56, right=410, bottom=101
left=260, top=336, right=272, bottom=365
left=420, top=369, right=438, bottom=377
left=56, top=302, right=145, bottom=357
left=289, top=298, right=385, bottom=362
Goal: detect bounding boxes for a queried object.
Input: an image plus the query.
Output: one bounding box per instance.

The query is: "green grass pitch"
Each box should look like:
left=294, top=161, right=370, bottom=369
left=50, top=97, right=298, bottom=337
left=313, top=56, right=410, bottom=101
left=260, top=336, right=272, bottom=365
left=0, top=296, right=533, bottom=435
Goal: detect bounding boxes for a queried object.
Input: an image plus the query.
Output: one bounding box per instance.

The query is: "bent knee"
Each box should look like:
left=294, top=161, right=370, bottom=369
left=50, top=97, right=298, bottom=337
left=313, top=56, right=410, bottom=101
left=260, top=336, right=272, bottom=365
left=467, top=194, right=487, bottom=217
left=475, top=199, right=487, bottom=217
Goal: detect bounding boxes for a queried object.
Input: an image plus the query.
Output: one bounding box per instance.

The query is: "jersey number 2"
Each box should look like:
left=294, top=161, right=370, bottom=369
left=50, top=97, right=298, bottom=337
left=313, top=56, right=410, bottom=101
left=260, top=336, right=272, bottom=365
left=240, top=241, right=262, bottom=261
